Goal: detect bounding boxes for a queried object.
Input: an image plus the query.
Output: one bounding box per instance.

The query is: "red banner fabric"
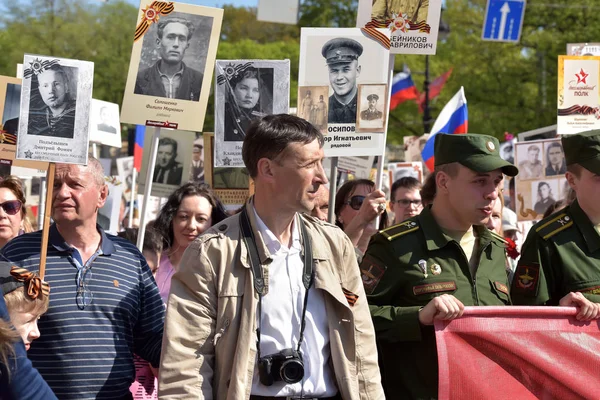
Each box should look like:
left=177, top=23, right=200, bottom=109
left=435, top=306, right=600, bottom=400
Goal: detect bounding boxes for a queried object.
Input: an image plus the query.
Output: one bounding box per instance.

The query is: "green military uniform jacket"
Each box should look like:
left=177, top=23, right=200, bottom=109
left=511, top=199, right=600, bottom=305
left=361, top=206, right=510, bottom=399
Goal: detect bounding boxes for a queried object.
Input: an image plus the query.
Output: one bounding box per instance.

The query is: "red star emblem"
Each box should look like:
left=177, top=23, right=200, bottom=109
left=576, top=68, right=589, bottom=84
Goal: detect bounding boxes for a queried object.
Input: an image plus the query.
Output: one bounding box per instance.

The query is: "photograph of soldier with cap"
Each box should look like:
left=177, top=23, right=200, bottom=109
left=134, top=13, right=212, bottom=102
left=26, top=63, right=78, bottom=139
left=357, top=83, right=387, bottom=132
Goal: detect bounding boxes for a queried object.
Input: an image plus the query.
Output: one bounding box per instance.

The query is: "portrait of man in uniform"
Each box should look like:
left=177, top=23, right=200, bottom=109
left=322, top=37, right=363, bottom=124
left=27, top=64, right=77, bottom=139
left=189, top=143, right=204, bottom=183
left=134, top=17, right=204, bottom=102
left=545, top=141, right=567, bottom=176
left=360, top=94, right=383, bottom=121
left=153, top=137, right=183, bottom=185
left=517, top=143, right=544, bottom=179
left=371, top=0, right=429, bottom=23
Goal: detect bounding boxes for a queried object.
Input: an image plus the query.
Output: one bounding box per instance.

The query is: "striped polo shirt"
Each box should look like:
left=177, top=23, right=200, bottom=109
left=1, top=224, right=165, bottom=399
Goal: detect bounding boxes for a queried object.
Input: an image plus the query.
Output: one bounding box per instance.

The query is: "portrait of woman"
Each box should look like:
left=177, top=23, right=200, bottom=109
left=533, top=181, right=556, bottom=215
left=223, top=66, right=273, bottom=142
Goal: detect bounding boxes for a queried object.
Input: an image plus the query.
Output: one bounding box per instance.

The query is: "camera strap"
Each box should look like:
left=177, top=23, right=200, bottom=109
left=239, top=205, right=314, bottom=359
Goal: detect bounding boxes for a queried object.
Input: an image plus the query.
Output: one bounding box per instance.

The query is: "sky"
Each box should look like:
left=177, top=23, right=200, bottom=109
left=124, top=0, right=259, bottom=8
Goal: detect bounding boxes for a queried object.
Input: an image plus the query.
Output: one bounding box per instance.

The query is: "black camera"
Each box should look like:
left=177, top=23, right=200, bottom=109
left=258, top=348, right=304, bottom=386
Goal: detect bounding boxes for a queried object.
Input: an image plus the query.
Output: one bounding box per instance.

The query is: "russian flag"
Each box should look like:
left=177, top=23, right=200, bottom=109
left=390, top=65, right=419, bottom=110
left=421, top=87, right=468, bottom=171
left=133, top=125, right=145, bottom=172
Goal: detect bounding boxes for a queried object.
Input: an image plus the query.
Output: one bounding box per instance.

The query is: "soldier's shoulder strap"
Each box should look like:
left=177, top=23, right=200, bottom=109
left=535, top=212, right=574, bottom=241
left=380, top=220, right=420, bottom=242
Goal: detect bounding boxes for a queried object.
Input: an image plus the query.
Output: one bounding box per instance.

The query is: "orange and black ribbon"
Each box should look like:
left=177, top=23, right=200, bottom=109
left=361, top=17, right=432, bottom=50
left=134, top=1, right=176, bottom=42
left=10, top=266, right=50, bottom=300
left=342, top=288, right=359, bottom=307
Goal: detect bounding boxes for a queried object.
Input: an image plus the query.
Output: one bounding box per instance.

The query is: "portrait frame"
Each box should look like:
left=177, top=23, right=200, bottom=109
left=204, top=133, right=253, bottom=210
left=120, top=1, right=223, bottom=132
left=16, top=55, right=94, bottom=165
left=356, top=0, right=443, bottom=55
left=89, top=99, right=121, bottom=148
left=387, top=161, right=423, bottom=189
left=99, top=177, right=124, bottom=234
left=116, top=156, right=134, bottom=201
left=515, top=141, right=544, bottom=181
left=298, top=28, right=390, bottom=157
left=356, top=83, right=387, bottom=133
left=138, top=127, right=195, bottom=198
left=214, top=59, right=290, bottom=167
left=297, top=86, right=329, bottom=134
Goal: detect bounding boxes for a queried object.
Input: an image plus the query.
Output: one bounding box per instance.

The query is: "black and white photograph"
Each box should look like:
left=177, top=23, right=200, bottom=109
left=189, top=138, right=204, bottom=183
left=116, top=156, right=134, bottom=201
left=499, top=138, right=515, bottom=164
left=1, top=80, right=20, bottom=137
left=98, top=177, right=124, bottom=234
left=138, top=127, right=195, bottom=197
left=214, top=60, right=289, bottom=167
left=530, top=179, right=559, bottom=216
left=121, top=1, right=223, bottom=132
left=544, top=140, right=567, bottom=176
left=515, top=141, right=544, bottom=180
left=298, top=86, right=328, bottom=133
left=356, top=0, right=443, bottom=55
left=357, top=84, right=387, bottom=133
left=89, top=99, right=121, bottom=148
left=299, top=28, right=390, bottom=157
left=16, top=55, right=93, bottom=165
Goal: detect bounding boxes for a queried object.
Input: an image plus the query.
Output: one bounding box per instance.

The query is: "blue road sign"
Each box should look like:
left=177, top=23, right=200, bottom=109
left=482, top=0, right=526, bottom=43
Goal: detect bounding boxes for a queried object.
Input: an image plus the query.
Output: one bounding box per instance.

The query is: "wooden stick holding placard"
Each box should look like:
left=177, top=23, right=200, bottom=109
left=38, top=163, right=56, bottom=280
left=136, top=127, right=161, bottom=252
left=327, top=157, right=338, bottom=224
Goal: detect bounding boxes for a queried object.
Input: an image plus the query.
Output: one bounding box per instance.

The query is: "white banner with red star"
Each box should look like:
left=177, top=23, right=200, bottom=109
left=557, top=55, right=600, bottom=135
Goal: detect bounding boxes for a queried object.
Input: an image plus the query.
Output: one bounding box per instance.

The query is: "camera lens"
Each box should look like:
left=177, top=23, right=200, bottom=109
left=280, top=359, right=304, bottom=384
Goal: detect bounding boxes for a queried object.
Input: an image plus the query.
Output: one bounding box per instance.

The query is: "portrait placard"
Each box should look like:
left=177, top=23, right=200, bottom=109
left=214, top=60, right=290, bottom=167
left=120, top=1, right=223, bottom=132
left=89, top=99, right=121, bottom=148
left=567, top=43, right=600, bottom=56
left=138, top=127, right=195, bottom=198
left=99, top=177, right=124, bottom=234
left=298, top=28, right=390, bottom=157
left=116, top=156, right=135, bottom=201
left=356, top=0, right=443, bottom=55
left=557, top=56, right=600, bottom=135
left=16, top=55, right=94, bottom=165
left=514, top=138, right=566, bottom=221
left=0, top=75, right=49, bottom=171
left=204, top=133, right=252, bottom=209
left=388, top=162, right=423, bottom=188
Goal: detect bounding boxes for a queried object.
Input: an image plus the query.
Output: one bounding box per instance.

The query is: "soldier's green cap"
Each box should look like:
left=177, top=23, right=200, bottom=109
left=434, top=133, right=519, bottom=176
left=562, top=129, right=600, bottom=174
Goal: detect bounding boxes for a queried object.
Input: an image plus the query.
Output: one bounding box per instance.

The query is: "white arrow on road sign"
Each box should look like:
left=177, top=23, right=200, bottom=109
left=497, top=2, right=510, bottom=40
left=482, top=0, right=526, bottom=43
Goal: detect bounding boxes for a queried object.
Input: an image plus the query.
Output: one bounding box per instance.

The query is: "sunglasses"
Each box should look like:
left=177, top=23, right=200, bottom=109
left=0, top=200, right=22, bottom=216
left=391, top=199, right=422, bottom=207
left=346, top=195, right=366, bottom=211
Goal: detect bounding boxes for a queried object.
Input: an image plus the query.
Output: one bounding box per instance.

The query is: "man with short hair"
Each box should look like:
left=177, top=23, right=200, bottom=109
left=545, top=142, right=567, bottom=175
left=322, top=38, right=362, bottom=124
left=159, top=114, right=384, bottom=399
left=135, top=17, right=203, bottom=101
left=189, top=143, right=204, bottom=183
left=363, top=133, right=518, bottom=398
left=1, top=157, right=165, bottom=399
left=360, top=94, right=383, bottom=121
left=518, top=144, right=543, bottom=179
left=28, top=64, right=76, bottom=138
left=97, top=106, right=117, bottom=134
left=153, top=137, right=183, bottom=184
left=390, top=176, right=423, bottom=225
left=511, top=129, right=600, bottom=319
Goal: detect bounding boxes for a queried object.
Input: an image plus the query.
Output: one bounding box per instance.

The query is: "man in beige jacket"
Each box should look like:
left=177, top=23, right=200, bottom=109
left=158, top=114, right=384, bottom=400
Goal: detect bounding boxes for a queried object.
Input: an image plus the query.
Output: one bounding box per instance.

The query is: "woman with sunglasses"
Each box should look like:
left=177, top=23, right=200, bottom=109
left=334, top=179, right=387, bottom=259
left=0, top=177, right=31, bottom=249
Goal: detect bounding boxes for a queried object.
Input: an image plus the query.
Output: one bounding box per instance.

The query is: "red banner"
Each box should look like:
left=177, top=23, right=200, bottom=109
left=435, top=307, right=600, bottom=400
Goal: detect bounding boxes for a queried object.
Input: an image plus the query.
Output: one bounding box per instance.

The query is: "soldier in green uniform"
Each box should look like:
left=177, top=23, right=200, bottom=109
left=362, top=133, right=518, bottom=399
left=511, top=129, right=600, bottom=321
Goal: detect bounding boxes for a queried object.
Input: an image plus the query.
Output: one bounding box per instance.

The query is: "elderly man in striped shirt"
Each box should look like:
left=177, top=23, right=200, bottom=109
left=1, top=157, right=164, bottom=399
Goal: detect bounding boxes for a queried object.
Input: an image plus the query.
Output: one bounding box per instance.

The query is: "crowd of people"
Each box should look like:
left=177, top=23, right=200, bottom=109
left=0, top=114, right=599, bottom=399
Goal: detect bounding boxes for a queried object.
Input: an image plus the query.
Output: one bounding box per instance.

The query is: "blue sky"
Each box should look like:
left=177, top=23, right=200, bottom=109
left=124, top=0, right=259, bottom=8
